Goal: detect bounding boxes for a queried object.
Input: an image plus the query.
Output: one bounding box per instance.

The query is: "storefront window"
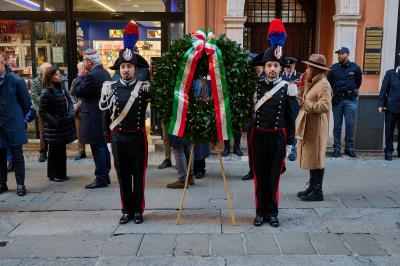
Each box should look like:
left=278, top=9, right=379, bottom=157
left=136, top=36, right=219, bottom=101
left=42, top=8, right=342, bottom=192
left=34, top=21, right=68, bottom=77
left=168, top=22, right=184, bottom=43
left=73, top=0, right=184, bottom=12
left=77, top=20, right=161, bottom=75
left=0, top=0, right=64, bottom=11
left=0, top=20, right=31, bottom=75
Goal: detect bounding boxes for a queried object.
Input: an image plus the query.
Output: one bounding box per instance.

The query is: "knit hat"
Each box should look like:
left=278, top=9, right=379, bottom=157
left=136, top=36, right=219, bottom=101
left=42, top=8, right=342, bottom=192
left=82, top=48, right=101, bottom=62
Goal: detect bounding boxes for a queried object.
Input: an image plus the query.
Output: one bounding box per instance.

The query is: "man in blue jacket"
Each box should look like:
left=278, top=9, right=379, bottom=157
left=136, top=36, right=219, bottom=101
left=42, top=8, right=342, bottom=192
left=328, top=47, right=362, bottom=158
left=378, top=57, right=400, bottom=161
left=74, top=49, right=112, bottom=188
left=0, top=53, right=32, bottom=196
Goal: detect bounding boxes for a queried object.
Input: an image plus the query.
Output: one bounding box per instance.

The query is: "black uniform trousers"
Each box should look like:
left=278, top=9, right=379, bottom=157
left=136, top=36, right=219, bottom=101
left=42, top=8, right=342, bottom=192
left=0, top=145, right=25, bottom=185
left=384, top=111, right=400, bottom=155
left=250, top=127, right=286, bottom=217
left=112, top=128, right=147, bottom=215
left=47, top=144, right=67, bottom=179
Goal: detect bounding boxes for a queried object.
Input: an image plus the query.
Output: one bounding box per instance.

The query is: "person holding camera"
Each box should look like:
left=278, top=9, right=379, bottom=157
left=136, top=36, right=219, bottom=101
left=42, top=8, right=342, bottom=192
left=328, top=47, right=362, bottom=158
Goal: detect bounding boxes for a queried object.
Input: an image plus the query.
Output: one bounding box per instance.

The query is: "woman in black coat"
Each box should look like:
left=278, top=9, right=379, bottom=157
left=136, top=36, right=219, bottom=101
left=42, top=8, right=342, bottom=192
left=39, top=67, right=76, bottom=182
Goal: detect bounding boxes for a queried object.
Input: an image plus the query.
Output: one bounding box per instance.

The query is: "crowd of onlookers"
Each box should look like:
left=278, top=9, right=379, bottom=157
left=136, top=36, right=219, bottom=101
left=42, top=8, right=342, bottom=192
left=0, top=45, right=399, bottom=197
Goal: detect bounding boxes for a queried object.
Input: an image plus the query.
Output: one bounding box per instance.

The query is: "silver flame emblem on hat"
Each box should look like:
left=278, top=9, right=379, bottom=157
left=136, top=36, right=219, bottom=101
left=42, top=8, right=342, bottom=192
left=274, top=46, right=282, bottom=59
left=123, top=48, right=133, bottom=61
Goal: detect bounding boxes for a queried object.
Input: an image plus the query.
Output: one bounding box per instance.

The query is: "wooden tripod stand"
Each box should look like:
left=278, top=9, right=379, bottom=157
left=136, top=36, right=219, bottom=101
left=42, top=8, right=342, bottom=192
left=176, top=143, right=236, bottom=225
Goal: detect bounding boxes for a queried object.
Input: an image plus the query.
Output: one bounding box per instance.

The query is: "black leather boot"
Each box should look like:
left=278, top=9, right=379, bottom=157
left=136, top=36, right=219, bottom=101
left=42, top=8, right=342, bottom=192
left=233, top=136, right=243, bottom=156
left=222, top=140, right=230, bottom=157
left=301, top=169, right=324, bottom=201
left=297, top=171, right=315, bottom=198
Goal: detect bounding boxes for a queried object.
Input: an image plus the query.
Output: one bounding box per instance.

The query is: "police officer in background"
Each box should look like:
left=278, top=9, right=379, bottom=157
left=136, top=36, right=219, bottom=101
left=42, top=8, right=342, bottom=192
left=378, top=54, right=400, bottom=161
left=100, top=21, right=150, bottom=224
left=281, top=56, right=301, bottom=161
left=328, top=47, right=362, bottom=158
left=251, top=46, right=298, bottom=227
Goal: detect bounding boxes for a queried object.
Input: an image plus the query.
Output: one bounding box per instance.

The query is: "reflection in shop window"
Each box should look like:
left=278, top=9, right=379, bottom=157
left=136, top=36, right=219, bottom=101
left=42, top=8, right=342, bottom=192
left=0, top=0, right=64, bottom=11
left=73, top=0, right=184, bottom=12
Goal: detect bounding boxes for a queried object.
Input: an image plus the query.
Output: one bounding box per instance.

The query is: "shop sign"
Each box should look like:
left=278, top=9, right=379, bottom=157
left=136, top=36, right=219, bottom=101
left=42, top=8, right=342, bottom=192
left=363, top=27, right=383, bottom=75
left=109, top=29, right=124, bottom=38
left=147, top=29, right=161, bottom=39
left=52, top=47, right=64, bottom=63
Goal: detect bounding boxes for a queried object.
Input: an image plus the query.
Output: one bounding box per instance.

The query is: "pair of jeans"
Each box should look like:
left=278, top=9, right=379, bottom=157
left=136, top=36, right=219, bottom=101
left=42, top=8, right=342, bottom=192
left=90, top=143, right=111, bottom=183
left=332, top=98, right=357, bottom=152
left=0, top=145, right=25, bottom=185
left=384, top=111, right=400, bottom=155
left=173, top=144, right=193, bottom=181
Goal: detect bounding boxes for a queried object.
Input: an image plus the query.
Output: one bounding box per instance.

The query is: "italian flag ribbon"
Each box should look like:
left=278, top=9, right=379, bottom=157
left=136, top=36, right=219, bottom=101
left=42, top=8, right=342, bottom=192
left=168, top=29, right=233, bottom=141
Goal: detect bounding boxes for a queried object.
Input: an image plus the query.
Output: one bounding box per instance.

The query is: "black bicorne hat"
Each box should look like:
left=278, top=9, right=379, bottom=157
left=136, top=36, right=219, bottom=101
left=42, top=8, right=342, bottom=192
left=252, top=46, right=284, bottom=66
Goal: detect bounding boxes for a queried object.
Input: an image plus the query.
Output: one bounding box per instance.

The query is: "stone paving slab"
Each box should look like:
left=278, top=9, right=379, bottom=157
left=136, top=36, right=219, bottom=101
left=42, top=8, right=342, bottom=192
left=137, top=234, right=176, bottom=256
left=101, top=234, right=143, bottom=257
left=19, top=258, right=98, bottom=266
left=275, top=233, right=316, bottom=255
left=115, top=210, right=221, bottom=234
left=243, top=233, right=280, bottom=255
left=97, top=256, right=226, bottom=266
left=0, top=236, right=45, bottom=259
left=341, top=233, right=387, bottom=256
left=309, top=233, right=352, bottom=255
left=0, top=212, right=29, bottom=237
left=315, top=208, right=400, bottom=233
left=8, top=211, right=120, bottom=236
left=174, top=233, right=210, bottom=256
left=372, top=233, right=400, bottom=255
left=210, top=233, right=245, bottom=256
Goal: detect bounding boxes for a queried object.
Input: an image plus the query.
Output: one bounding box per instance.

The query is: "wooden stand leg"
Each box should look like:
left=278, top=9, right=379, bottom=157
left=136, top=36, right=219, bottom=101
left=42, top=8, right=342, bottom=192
left=176, top=145, right=195, bottom=225
left=218, top=152, right=236, bottom=226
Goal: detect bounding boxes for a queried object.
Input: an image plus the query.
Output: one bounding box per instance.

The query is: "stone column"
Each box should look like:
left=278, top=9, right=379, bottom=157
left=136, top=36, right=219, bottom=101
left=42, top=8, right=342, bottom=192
left=333, top=0, right=361, bottom=61
left=224, top=16, right=247, bottom=45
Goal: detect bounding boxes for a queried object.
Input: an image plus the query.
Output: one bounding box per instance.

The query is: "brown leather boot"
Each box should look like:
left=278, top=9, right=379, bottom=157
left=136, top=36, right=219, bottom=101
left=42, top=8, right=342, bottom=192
left=188, top=175, right=195, bottom=186
left=166, top=179, right=185, bottom=189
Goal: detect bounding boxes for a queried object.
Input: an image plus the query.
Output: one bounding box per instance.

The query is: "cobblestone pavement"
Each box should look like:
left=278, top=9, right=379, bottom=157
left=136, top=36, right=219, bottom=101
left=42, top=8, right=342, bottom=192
left=1, top=150, right=400, bottom=265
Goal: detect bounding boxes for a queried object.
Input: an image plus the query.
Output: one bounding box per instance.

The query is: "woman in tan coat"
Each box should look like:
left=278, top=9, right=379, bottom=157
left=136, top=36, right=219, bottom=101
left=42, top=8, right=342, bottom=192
left=296, top=54, right=333, bottom=201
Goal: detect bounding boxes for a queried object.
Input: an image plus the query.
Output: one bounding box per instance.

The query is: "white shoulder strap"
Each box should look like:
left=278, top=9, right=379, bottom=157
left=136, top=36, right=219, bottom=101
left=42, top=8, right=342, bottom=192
left=109, top=81, right=143, bottom=130
left=254, top=81, right=287, bottom=112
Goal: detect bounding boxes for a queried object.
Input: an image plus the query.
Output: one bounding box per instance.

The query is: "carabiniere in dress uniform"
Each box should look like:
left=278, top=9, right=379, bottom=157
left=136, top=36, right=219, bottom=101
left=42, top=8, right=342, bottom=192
left=250, top=19, right=297, bottom=228
left=99, top=21, right=150, bottom=225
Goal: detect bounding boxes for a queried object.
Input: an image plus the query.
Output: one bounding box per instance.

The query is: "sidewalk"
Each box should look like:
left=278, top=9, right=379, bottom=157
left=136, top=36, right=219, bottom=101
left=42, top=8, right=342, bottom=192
left=0, top=151, right=400, bottom=265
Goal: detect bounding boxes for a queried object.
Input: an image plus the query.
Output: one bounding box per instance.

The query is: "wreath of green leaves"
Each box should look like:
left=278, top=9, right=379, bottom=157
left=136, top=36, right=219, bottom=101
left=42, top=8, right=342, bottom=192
left=150, top=34, right=257, bottom=143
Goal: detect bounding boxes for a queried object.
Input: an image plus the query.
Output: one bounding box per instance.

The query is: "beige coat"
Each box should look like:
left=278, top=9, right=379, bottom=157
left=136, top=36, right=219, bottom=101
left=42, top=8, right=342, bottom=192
left=296, top=74, right=333, bottom=169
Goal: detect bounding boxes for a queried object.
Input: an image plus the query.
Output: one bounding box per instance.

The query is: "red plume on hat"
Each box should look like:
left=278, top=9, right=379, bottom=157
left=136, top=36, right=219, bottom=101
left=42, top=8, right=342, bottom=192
left=123, top=21, right=139, bottom=50
left=267, top=18, right=286, bottom=59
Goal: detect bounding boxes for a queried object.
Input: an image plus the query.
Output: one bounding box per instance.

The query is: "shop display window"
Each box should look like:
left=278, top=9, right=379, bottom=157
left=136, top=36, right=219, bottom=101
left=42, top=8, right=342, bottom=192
left=73, top=0, right=184, bottom=12
left=0, top=0, right=64, bottom=11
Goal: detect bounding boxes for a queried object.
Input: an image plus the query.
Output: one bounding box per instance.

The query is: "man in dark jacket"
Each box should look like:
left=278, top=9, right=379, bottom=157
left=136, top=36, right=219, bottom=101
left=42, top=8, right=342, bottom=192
left=0, top=53, right=32, bottom=196
left=328, top=47, right=362, bottom=158
left=378, top=58, right=400, bottom=161
left=74, top=49, right=112, bottom=189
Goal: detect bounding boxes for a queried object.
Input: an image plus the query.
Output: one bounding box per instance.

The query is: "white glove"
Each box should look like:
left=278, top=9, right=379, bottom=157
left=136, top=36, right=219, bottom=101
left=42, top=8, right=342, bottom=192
left=286, top=145, right=292, bottom=158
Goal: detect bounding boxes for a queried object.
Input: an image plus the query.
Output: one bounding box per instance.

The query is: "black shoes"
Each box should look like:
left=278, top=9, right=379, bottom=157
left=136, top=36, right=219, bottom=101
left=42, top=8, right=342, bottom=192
left=49, top=177, right=64, bottom=182
left=345, top=150, right=357, bottom=158
left=85, top=180, right=108, bottom=189
left=266, top=216, right=280, bottom=227
left=253, top=216, right=265, bottom=226
left=332, top=150, right=341, bottom=157
left=16, top=185, right=26, bottom=196
left=74, top=154, right=86, bottom=161
left=38, top=153, right=47, bottom=162
left=288, top=152, right=297, bottom=161
left=301, top=185, right=324, bottom=201
left=195, top=170, right=206, bottom=179
left=119, top=214, right=131, bottom=224
left=0, top=183, right=8, bottom=194
left=233, top=146, right=243, bottom=156
left=158, top=159, right=172, bottom=169
left=254, top=215, right=280, bottom=227
left=242, top=170, right=253, bottom=180
left=134, top=213, right=143, bottom=224
left=297, top=173, right=315, bottom=198
left=385, top=153, right=392, bottom=161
